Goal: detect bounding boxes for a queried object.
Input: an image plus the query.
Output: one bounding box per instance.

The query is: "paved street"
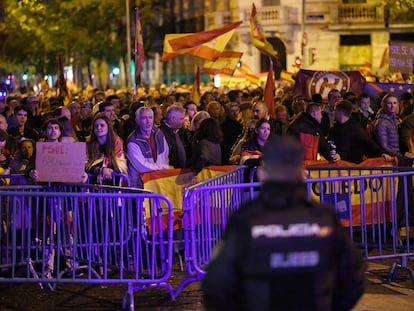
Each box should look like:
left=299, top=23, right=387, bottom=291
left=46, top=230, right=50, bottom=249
left=1, top=261, right=414, bottom=310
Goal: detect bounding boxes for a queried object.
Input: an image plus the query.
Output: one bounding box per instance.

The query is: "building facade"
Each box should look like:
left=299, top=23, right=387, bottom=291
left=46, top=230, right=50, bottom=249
left=152, top=0, right=414, bottom=85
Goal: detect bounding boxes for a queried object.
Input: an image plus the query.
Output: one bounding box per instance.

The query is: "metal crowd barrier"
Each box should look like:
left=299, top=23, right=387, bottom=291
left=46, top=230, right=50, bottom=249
left=0, top=183, right=174, bottom=311
left=306, top=166, right=414, bottom=283
left=175, top=166, right=247, bottom=297
left=0, top=173, right=131, bottom=187
left=176, top=165, right=414, bottom=293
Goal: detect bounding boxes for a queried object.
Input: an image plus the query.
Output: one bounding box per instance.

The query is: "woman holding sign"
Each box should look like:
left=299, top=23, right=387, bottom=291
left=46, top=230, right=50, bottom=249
left=85, top=112, right=127, bottom=185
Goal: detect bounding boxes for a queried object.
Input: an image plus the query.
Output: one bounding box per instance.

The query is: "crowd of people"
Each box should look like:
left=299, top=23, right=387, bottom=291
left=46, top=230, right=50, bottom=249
left=0, top=82, right=413, bottom=187
left=2, top=82, right=414, bottom=310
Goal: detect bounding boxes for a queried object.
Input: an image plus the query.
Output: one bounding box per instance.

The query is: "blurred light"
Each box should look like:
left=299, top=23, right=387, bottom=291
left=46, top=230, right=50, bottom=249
left=112, top=67, right=120, bottom=76
left=65, top=66, right=73, bottom=81
left=214, top=75, right=220, bottom=88
left=22, top=73, right=28, bottom=81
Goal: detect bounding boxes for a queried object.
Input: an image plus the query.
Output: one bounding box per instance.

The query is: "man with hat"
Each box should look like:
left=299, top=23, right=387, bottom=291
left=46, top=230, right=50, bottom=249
left=202, top=135, right=365, bottom=311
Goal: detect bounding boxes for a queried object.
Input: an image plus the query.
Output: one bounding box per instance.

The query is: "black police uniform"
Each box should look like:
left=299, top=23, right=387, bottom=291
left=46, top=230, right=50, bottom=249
left=203, top=181, right=365, bottom=311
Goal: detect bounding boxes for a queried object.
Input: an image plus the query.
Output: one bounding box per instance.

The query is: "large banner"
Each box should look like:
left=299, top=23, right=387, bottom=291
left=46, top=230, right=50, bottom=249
left=305, top=158, right=397, bottom=227
left=293, top=69, right=366, bottom=100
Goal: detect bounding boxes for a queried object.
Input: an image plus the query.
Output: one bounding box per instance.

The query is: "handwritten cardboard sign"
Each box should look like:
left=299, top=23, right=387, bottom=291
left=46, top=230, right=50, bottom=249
left=35, top=142, right=86, bottom=182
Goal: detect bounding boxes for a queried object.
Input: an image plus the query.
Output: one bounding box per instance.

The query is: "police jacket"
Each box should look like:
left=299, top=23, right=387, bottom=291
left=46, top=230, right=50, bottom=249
left=203, top=181, right=365, bottom=311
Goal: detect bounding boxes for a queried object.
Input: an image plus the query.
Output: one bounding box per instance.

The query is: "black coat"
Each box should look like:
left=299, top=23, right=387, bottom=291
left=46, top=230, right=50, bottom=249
left=221, top=117, right=243, bottom=164
left=328, top=117, right=384, bottom=163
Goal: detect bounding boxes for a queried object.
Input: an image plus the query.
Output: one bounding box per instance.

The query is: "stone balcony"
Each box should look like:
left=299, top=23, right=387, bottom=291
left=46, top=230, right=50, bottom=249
left=205, top=3, right=411, bottom=33
left=336, top=4, right=384, bottom=24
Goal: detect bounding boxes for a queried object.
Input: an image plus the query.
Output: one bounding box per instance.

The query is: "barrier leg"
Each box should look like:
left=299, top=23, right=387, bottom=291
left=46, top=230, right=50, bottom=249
left=387, top=256, right=414, bottom=287
left=122, top=282, right=135, bottom=311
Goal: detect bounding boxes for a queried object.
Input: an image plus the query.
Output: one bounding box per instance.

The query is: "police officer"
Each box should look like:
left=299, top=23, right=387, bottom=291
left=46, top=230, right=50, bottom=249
left=202, top=135, right=365, bottom=311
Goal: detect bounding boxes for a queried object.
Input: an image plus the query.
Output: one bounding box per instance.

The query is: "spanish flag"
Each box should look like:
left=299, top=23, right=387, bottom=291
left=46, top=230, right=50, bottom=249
left=264, top=59, right=275, bottom=118
left=134, top=7, right=145, bottom=79
left=280, top=70, right=295, bottom=84
left=191, top=67, right=201, bottom=105
left=250, top=3, right=278, bottom=59
left=169, top=21, right=242, bottom=50
left=161, top=21, right=241, bottom=61
left=202, top=51, right=243, bottom=76
left=246, top=72, right=261, bottom=86
left=141, top=166, right=237, bottom=231
left=57, top=55, right=69, bottom=103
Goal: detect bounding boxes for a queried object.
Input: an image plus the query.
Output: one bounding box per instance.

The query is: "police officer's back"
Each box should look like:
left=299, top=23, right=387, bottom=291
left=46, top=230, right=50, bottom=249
left=202, top=135, right=365, bottom=311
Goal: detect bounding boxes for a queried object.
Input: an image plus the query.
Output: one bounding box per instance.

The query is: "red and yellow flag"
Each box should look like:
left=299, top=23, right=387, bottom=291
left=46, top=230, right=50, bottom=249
left=169, top=21, right=242, bottom=50
left=134, top=7, right=145, bottom=79
left=246, top=72, right=261, bottom=86
left=57, top=55, right=69, bottom=102
left=280, top=70, right=295, bottom=84
left=191, top=67, right=201, bottom=105
left=250, top=3, right=278, bottom=59
left=379, top=47, right=388, bottom=69
left=202, top=51, right=243, bottom=76
left=161, top=21, right=241, bottom=61
left=264, top=60, right=275, bottom=118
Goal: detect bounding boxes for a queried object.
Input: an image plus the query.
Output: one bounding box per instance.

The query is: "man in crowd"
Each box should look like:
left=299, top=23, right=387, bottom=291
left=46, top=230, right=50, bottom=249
left=99, top=100, right=124, bottom=138
left=287, top=102, right=340, bottom=162
left=0, top=114, right=18, bottom=163
left=159, top=104, right=188, bottom=168
left=7, top=105, right=39, bottom=142
left=126, top=106, right=170, bottom=187
left=221, top=101, right=243, bottom=164
left=252, top=99, right=282, bottom=136
left=203, top=135, right=365, bottom=310
left=328, top=100, right=392, bottom=163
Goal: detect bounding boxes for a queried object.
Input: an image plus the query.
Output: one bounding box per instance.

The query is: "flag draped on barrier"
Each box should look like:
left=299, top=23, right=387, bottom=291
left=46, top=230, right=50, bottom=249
left=141, top=166, right=237, bottom=230
left=249, top=3, right=278, bottom=60
left=305, top=157, right=397, bottom=227
left=161, top=21, right=242, bottom=61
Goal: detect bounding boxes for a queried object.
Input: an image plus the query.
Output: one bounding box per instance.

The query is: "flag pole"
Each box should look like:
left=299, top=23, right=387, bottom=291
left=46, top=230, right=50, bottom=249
left=125, top=0, right=132, bottom=88
left=134, top=7, right=139, bottom=97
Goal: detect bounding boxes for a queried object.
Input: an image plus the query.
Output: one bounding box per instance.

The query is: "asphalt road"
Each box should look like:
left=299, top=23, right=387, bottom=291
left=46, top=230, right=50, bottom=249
left=1, top=262, right=414, bottom=311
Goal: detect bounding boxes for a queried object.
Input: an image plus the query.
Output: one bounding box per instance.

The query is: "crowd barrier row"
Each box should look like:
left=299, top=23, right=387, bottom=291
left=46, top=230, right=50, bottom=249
left=176, top=160, right=414, bottom=293
left=1, top=162, right=414, bottom=309
left=0, top=183, right=174, bottom=311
